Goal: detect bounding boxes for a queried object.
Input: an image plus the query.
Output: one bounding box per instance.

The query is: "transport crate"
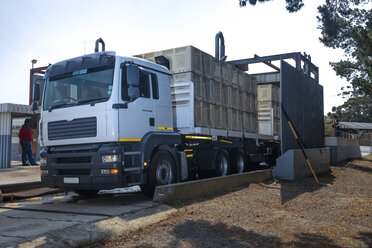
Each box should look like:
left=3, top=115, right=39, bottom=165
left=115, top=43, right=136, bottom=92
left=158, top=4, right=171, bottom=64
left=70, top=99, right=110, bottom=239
left=274, top=118, right=280, bottom=136
left=243, top=112, right=258, bottom=133
left=172, top=72, right=212, bottom=103
left=258, top=101, right=280, bottom=119
left=212, top=80, right=222, bottom=105
left=137, top=45, right=259, bottom=136
left=228, top=109, right=244, bottom=131
left=245, top=75, right=257, bottom=94
left=258, top=111, right=280, bottom=136
left=257, top=84, right=280, bottom=103
left=135, top=46, right=208, bottom=76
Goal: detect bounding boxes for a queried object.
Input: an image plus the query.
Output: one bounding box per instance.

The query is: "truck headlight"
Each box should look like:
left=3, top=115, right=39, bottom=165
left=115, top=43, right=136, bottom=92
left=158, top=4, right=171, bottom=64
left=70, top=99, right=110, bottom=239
left=40, top=157, right=46, bottom=164
left=102, top=155, right=119, bottom=163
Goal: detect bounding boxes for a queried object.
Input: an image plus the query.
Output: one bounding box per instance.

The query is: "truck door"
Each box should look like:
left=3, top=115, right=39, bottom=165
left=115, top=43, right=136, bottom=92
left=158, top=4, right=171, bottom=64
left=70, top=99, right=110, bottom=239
left=151, top=72, right=173, bottom=132
left=118, top=64, right=154, bottom=141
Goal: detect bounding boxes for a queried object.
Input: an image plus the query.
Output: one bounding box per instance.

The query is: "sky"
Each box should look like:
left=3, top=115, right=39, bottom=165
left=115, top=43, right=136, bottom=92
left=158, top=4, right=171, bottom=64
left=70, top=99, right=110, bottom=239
left=0, top=0, right=351, bottom=114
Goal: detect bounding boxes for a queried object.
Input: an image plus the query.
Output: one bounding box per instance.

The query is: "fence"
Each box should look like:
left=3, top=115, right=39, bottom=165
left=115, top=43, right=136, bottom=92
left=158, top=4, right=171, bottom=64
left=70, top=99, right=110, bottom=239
left=327, top=129, right=372, bottom=146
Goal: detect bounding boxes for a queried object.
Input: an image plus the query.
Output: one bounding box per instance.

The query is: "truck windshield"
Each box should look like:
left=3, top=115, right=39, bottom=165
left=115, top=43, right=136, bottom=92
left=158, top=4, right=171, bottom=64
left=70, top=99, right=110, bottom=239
left=43, top=66, right=114, bottom=111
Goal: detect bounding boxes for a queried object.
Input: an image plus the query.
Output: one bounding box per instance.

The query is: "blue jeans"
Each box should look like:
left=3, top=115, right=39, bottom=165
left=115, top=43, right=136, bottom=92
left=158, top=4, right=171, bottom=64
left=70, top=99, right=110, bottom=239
left=21, top=141, right=36, bottom=165
left=335, top=128, right=340, bottom=137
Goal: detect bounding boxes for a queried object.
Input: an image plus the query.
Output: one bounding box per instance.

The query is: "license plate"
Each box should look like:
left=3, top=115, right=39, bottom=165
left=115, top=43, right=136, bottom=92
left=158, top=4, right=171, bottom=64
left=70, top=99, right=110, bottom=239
left=63, top=177, right=79, bottom=184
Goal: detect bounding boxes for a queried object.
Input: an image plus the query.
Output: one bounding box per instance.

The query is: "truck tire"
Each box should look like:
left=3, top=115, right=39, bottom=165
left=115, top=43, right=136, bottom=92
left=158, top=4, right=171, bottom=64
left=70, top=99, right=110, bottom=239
left=214, top=150, right=230, bottom=177
left=141, top=150, right=176, bottom=197
left=232, top=151, right=245, bottom=173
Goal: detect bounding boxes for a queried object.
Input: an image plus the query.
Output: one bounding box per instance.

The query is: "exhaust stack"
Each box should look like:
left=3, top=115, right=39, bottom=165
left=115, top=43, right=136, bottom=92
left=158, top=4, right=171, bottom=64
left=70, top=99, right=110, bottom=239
left=215, top=32, right=226, bottom=61
left=95, top=38, right=105, bottom=52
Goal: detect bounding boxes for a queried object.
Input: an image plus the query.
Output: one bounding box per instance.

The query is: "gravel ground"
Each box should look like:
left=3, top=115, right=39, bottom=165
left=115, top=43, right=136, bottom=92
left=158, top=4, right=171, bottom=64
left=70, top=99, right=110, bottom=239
left=88, top=158, right=372, bottom=248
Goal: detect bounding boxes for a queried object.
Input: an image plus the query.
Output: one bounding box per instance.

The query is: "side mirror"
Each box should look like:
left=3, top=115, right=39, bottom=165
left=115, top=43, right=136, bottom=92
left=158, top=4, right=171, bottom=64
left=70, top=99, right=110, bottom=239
left=31, top=82, right=40, bottom=111
left=31, top=101, right=39, bottom=111
left=128, top=86, right=140, bottom=101
left=126, top=64, right=140, bottom=101
left=127, top=64, right=139, bottom=87
left=33, top=82, right=40, bottom=101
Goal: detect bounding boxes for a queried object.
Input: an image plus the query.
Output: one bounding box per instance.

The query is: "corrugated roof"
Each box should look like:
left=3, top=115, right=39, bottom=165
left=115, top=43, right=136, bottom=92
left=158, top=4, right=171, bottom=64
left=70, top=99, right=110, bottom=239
left=339, top=122, right=372, bottom=130
left=0, top=103, right=34, bottom=114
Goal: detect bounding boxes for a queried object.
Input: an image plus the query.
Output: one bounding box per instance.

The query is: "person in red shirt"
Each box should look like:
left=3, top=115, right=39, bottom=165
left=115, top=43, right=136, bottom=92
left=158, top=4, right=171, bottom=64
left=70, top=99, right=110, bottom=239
left=19, top=119, right=37, bottom=166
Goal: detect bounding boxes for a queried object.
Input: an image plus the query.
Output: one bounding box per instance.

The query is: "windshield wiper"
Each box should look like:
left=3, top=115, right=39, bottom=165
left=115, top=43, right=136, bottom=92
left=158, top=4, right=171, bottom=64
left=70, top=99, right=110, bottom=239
left=48, top=102, right=76, bottom=112
left=77, top=97, right=108, bottom=106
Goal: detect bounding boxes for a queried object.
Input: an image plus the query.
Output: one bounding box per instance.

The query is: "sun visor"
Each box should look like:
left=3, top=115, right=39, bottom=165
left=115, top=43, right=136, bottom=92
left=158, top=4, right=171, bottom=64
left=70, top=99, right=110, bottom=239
left=45, top=51, right=116, bottom=78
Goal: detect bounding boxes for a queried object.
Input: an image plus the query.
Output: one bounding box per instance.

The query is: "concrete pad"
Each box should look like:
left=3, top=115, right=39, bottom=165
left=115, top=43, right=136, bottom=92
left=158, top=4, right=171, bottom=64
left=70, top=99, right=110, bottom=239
left=273, top=148, right=330, bottom=180
left=2, top=204, right=176, bottom=248
left=153, top=169, right=272, bottom=203
left=0, top=163, right=41, bottom=184
left=0, top=214, right=101, bottom=244
left=1, top=191, right=153, bottom=217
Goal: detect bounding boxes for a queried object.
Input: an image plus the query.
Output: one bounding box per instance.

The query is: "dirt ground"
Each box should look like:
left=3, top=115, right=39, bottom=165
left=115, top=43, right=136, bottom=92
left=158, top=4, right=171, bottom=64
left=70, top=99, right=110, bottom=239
left=89, top=158, right=372, bottom=248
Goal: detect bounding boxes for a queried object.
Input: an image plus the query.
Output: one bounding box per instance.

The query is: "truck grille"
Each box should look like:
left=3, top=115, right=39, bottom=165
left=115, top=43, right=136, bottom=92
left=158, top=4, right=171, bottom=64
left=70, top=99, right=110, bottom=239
left=48, top=117, right=97, bottom=140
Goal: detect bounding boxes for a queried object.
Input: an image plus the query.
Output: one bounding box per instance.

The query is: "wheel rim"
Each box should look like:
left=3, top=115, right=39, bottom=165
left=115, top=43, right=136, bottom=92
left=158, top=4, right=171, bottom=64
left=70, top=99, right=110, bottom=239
left=218, top=156, right=228, bottom=176
left=237, top=155, right=244, bottom=173
left=156, top=160, right=173, bottom=185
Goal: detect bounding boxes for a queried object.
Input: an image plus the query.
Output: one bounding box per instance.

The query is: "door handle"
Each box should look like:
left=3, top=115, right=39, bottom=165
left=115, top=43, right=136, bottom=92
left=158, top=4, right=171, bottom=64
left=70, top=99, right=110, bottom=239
left=149, top=118, right=155, bottom=126
left=142, top=109, right=152, bottom=112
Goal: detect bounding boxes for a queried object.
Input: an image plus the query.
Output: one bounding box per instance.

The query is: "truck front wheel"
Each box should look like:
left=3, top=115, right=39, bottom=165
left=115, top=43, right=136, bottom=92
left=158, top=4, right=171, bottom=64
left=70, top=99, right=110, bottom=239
left=141, top=150, right=176, bottom=197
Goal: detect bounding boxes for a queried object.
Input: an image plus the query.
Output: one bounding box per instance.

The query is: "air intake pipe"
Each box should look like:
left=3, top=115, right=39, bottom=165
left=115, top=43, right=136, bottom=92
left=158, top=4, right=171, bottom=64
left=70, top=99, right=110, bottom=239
left=95, top=38, right=105, bottom=53
left=215, top=31, right=226, bottom=61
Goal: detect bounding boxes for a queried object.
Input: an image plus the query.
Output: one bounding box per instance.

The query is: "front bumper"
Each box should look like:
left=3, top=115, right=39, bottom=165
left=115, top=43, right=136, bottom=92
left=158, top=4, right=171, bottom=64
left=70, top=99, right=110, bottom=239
left=40, top=143, right=125, bottom=190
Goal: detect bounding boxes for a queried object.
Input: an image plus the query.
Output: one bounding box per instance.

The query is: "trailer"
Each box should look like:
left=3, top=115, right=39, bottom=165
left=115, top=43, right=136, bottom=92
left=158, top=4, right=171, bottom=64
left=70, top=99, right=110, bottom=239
left=32, top=38, right=280, bottom=197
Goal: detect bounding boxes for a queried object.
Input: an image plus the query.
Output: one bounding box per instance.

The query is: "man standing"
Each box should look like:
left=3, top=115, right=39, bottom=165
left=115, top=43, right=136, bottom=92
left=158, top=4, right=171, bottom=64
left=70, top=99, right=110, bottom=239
left=332, top=116, right=340, bottom=137
left=19, top=119, right=37, bottom=166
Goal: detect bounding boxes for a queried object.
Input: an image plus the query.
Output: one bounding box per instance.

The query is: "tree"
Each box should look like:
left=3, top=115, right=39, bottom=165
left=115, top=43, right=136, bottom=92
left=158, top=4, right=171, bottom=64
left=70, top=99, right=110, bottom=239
left=240, top=0, right=372, bottom=122
left=318, top=0, right=372, bottom=122
left=329, top=96, right=372, bottom=122
left=318, top=0, right=372, bottom=96
left=239, top=0, right=304, bottom=12
left=324, top=115, right=335, bottom=136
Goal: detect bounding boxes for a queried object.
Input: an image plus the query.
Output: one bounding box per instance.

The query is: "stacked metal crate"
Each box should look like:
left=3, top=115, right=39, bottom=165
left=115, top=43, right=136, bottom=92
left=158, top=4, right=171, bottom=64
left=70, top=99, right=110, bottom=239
left=257, top=84, right=280, bottom=136
left=134, top=46, right=258, bottom=134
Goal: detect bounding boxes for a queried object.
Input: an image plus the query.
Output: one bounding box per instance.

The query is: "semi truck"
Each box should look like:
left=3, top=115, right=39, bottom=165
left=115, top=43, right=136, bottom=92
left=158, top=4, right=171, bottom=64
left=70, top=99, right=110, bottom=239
left=32, top=38, right=280, bottom=197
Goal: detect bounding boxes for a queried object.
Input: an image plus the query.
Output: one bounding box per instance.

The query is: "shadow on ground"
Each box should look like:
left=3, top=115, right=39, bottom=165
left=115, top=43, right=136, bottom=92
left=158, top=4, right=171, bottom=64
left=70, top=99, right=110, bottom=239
left=130, top=219, right=344, bottom=248
left=280, top=170, right=336, bottom=204
left=347, top=162, right=372, bottom=174
left=354, top=232, right=372, bottom=248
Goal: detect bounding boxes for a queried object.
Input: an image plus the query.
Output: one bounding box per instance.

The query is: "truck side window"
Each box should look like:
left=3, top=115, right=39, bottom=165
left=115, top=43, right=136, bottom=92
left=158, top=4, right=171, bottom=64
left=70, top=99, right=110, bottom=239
left=139, top=70, right=150, bottom=98
left=151, top=73, right=159, bottom=99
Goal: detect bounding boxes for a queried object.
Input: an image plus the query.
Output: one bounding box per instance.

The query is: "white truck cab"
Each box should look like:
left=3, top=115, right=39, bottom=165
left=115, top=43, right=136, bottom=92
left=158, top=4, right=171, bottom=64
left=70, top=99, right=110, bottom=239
left=38, top=51, right=182, bottom=196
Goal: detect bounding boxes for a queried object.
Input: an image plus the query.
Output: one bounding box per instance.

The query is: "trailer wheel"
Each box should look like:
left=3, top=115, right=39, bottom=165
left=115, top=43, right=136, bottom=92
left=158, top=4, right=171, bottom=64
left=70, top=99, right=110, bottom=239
left=214, top=150, right=230, bottom=177
left=141, top=150, right=176, bottom=197
left=232, top=152, right=245, bottom=173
